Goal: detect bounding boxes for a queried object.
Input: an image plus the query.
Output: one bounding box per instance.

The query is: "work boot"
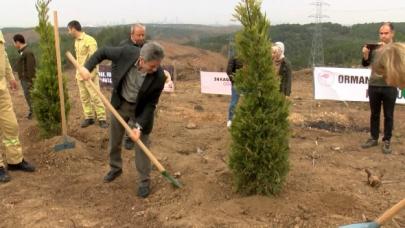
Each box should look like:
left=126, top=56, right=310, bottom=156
left=382, top=140, right=392, bottom=154
left=124, top=136, right=135, bottom=150
left=99, top=120, right=109, bottom=129
left=137, top=180, right=150, bottom=198
left=103, top=169, right=122, bottom=183
left=80, top=118, right=95, bottom=128
left=7, top=159, right=36, bottom=172
left=0, top=167, right=11, bottom=183
left=361, top=138, right=378, bottom=149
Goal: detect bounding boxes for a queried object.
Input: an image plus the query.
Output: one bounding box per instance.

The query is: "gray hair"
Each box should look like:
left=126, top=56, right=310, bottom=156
left=140, top=42, right=165, bottom=62
left=131, top=23, right=146, bottom=33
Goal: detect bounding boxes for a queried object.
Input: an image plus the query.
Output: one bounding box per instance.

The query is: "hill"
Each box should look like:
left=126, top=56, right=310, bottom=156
left=3, top=22, right=405, bottom=70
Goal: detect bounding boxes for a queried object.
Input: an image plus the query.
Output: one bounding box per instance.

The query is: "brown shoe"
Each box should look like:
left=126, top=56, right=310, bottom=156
left=382, top=140, right=392, bottom=154
left=103, top=169, right=122, bottom=183
left=361, top=138, right=378, bottom=149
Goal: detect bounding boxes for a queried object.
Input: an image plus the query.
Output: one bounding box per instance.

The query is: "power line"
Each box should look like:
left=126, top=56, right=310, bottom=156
left=309, top=1, right=329, bottom=67
left=329, top=7, right=405, bottom=13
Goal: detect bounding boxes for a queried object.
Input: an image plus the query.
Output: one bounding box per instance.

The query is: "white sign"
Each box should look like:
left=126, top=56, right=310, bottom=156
left=314, top=67, right=405, bottom=104
left=200, top=71, right=231, bottom=95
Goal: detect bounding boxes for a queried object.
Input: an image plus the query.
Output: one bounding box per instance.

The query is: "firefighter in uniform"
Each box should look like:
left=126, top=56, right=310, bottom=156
left=0, top=30, right=35, bottom=183
left=67, top=20, right=108, bottom=128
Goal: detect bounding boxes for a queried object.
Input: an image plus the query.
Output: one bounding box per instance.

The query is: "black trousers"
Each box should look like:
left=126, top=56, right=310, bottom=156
left=20, top=80, right=33, bottom=114
left=368, top=86, right=397, bottom=141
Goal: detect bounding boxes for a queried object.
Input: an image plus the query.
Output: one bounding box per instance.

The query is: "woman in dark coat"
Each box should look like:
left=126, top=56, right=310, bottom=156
left=272, top=41, right=292, bottom=96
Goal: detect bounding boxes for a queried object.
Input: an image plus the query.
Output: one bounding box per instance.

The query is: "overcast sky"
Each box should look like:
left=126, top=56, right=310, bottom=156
left=1, top=0, right=404, bottom=27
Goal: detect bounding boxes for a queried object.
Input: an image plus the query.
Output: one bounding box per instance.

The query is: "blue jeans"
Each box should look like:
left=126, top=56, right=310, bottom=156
left=228, top=84, right=240, bottom=121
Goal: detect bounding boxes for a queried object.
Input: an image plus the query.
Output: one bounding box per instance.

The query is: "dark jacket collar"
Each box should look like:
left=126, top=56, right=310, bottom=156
left=18, top=45, right=27, bottom=54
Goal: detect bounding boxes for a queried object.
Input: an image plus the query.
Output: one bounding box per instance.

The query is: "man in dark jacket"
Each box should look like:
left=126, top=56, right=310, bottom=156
left=119, top=23, right=146, bottom=150
left=361, top=22, right=397, bottom=154
left=120, top=23, right=146, bottom=47
left=13, top=34, right=36, bottom=119
left=80, top=42, right=166, bottom=198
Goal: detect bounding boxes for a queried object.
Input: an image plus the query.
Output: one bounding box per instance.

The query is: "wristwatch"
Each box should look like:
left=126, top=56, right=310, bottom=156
left=134, top=122, right=143, bottom=131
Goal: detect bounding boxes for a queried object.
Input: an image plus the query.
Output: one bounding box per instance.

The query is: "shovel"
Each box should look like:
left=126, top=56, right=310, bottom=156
left=65, top=52, right=181, bottom=188
left=339, top=198, right=405, bottom=228
left=53, top=11, right=75, bottom=152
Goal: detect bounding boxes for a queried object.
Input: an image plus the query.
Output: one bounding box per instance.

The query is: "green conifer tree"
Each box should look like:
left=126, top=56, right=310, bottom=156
left=229, top=0, right=290, bottom=196
left=32, top=0, right=70, bottom=137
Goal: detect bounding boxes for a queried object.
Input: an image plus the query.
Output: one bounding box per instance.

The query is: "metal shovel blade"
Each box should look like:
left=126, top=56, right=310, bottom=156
left=339, top=222, right=379, bottom=228
left=161, top=171, right=182, bottom=188
left=54, top=136, right=76, bottom=152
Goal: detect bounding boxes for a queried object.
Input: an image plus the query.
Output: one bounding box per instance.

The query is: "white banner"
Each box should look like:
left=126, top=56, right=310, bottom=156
left=200, top=71, right=232, bottom=95
left=314, top=67, right=405, bottom=104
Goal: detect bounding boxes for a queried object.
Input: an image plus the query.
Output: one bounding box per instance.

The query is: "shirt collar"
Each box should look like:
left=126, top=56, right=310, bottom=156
left=19, top=44, right=27, bottom=52
left=77, top=32, right=86, bottom=40
left=134, top=60, right=147, bottom=77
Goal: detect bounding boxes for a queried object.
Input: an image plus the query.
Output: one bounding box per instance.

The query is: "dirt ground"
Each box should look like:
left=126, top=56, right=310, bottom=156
left=1, top=44, right=405, bottom=227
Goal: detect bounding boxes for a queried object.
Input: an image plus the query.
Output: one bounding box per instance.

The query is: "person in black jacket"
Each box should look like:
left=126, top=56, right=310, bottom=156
left=120, top=23, right=146, bottom=48
left=361, top=22, right=397, bottom=154
left=79, top=42, right=166, bottom=198
left=226, top=54, right=243, bottom=128
left=12, top=34, right=36, bottom=119
left=272, top=42, right=292, bottom=96
left=119, top=24, right=147, bottom=150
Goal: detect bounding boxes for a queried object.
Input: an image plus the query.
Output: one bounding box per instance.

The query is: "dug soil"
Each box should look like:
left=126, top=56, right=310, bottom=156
left=1, top=43, right=404, bottom=227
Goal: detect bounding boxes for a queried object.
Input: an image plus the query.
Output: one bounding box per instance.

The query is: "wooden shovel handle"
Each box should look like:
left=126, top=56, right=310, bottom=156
left=53, top=11, right=68, bottom=137
left=376, top=198, right=405, bottom=225
left=65, top=52, right=166, bottom=172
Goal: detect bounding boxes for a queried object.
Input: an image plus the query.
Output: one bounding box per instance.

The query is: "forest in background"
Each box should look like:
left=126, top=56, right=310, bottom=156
left=3, top=22, right=405, bottom=70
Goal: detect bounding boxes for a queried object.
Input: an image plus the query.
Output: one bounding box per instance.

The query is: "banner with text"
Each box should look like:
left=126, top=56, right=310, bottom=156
left=200, top=71, right=231, bottom=95
left=314, top=67, right=405, bottom=104
left=99, top=65, right=112, bottom=86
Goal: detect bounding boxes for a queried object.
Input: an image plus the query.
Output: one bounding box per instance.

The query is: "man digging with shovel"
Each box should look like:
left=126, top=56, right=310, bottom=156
left=77, top=42, right=166, bottom=198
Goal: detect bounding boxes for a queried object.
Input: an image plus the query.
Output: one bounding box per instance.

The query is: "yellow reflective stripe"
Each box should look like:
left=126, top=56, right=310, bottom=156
left=3, top=138, right=20, bottom=147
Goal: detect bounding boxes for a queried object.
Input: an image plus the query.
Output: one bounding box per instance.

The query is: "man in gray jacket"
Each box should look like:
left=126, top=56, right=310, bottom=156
left=80, top=42, right=166, bottom=198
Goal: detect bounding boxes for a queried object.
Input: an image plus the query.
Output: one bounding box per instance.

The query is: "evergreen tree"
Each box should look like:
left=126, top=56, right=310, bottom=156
left=32, top=0, right=70, bottom=137
left=229, top=0, right=290, bottom=196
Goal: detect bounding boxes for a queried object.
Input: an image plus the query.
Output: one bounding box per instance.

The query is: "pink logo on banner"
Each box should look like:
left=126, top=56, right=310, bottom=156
left=318, top=70, right=335, bottom=87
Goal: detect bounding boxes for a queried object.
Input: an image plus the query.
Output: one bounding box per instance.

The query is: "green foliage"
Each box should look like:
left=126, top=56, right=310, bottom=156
left=186, top=22, right=405, bottom=70
left=5, top=22, right=405, bottom=71
left=5, top=46, right=20, bottom=71
left=95, top=25, right=131, bottom=47
left=185, top=34, right=231, bottom=56
left=59, top=33, right=74, bottom=66
left=31, top=0, right=70, bottom=138
left=229, top=0, right=290, bottom=196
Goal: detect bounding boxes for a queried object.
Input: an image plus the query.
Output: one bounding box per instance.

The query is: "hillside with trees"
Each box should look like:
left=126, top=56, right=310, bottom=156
left=3, top=22, right=405, bottom=71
